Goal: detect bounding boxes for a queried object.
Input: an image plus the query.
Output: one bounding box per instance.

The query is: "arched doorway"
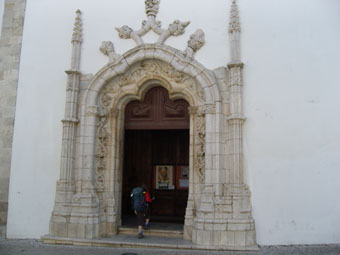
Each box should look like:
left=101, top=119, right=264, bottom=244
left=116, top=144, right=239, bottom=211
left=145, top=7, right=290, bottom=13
left=122, top=86, right=190, bottom=224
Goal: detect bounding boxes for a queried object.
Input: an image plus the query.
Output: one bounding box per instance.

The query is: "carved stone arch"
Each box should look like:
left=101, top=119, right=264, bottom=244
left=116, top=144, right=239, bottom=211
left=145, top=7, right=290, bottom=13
left=112, top=78, right=196, bottom=112
left=72, top=44, right=224, bottom=241
left=82, top=44, right=221, bottom=109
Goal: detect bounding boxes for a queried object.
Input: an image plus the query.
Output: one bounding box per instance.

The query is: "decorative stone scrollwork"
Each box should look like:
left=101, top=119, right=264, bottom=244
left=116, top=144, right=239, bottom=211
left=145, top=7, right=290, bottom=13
left=195, top=113, right=206, bottom=184
left=184, top=29, right=205, bottom=60
left=100, top=41, right=120, bottom=63
left=95, top=113, right=109, bottom=192
left=99, top=60, right=205, bottom=104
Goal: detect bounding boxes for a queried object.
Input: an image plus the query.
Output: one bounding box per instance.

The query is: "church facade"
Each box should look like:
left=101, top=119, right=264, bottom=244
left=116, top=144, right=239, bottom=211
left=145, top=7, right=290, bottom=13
left=1, top=0, right=340, bottom=250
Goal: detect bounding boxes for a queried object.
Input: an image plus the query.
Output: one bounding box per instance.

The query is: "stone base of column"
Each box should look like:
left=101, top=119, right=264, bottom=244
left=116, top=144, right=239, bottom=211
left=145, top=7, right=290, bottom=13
left=184, top=197, right=195, bottom=240
left=66, top=192, right=100, bottom=239
left=100, top=195, right=118, bottom=236
left=49, top=180, right=75, bottom=237
left=191, top=185, right=257, bottom=250
left=192, top=225, right=257, bottom=250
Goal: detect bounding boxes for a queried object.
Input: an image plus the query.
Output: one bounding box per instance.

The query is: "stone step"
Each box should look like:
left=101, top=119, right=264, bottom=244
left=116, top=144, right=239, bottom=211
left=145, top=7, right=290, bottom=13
left=42, top=234, right=259, bottom=252
left=118, top=226, right=183, bottom=238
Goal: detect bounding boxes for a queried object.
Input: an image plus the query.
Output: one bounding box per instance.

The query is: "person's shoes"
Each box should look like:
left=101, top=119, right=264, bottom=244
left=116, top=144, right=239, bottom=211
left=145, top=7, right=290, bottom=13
left=138, top=233, right=144, bottom=239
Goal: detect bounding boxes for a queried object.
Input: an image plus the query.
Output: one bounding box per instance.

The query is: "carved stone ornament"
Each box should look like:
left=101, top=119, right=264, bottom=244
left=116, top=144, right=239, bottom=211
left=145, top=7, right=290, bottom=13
left=95, top=115, right=108, bottom=192
left=168, top=20, right=190, bottom=36
left=100, top=41, right=120, bottom=63
left=200, top=104, right=216, bottom=115
left=183, top=29, right=205, bottom=60
left=72, top=10, right=82, bottom=43
left=99, top=60, right=205, bottom=110
left=116, top=25, right=133, bottom=39
left=195, top=108, right=206, bottom=184
left=86, top=105, right=99, bottom=116
left=189, top=29, right=205, bottom=51
left=229, top=0, right=241, bottom=34
left=115, top=0, right=191, bottom=46
left=145, top=0, right=160, bottom=17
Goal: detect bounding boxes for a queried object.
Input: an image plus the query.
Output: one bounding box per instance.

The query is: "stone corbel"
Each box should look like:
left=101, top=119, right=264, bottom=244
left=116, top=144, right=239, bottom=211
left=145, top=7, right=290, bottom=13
left=183, top=29, right=205, bottom=60
left=100, top=41, right=120, bottom=63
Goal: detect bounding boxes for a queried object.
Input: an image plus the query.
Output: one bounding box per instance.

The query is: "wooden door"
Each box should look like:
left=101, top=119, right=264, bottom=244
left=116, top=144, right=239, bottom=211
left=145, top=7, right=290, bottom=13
left=122, top=86, right=189, bottom=223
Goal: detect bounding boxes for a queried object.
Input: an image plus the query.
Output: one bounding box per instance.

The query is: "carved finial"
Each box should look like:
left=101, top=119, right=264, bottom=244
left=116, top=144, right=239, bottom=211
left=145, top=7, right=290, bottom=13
left=145, top=0, right=160, bottom=17
left=100, top=41, right=120, bottom=63
left=183, top=29, right=205, bottom=60
left=168, top=20, right=190, bottom=36
left=72, top=9, right=82, bottom=43
left=188, top=29, right=205, bottom=52
left=115, top=25, right=133, bottom=39
left=229, top=0, right=240, bottom=33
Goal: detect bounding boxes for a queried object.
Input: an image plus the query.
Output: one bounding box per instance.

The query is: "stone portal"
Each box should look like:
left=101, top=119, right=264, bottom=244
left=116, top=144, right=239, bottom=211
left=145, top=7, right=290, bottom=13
left=48, top=0, right=257, bottom=250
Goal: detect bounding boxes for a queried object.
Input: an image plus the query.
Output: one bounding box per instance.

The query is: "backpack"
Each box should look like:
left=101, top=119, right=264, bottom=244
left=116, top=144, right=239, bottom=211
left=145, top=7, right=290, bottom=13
left=131, top=187, right=146, bottom=212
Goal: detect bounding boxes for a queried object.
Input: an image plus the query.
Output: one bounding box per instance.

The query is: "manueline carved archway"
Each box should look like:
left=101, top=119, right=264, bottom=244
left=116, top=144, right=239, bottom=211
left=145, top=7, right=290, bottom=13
left=87, top=53, right=219, bottom=237
left=48, top=0, right=257, bottom=250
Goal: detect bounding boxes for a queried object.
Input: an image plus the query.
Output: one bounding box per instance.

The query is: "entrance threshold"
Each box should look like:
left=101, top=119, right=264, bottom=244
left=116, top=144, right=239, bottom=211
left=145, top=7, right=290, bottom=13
left=121, top=215, right=183, bottom=238
left=41, top=234, right=259, bottom=252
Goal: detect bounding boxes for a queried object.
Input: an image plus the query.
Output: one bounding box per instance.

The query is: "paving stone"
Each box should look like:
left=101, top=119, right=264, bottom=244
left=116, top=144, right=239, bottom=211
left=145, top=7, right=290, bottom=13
left=0, top=239, right=340, bottom=255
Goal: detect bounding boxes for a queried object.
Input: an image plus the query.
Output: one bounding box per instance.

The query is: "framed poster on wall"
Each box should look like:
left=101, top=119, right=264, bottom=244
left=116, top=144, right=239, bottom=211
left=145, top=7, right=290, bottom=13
left=176, top=165, right=189, bottom=189
left=153, top=165, right=175, bottom=189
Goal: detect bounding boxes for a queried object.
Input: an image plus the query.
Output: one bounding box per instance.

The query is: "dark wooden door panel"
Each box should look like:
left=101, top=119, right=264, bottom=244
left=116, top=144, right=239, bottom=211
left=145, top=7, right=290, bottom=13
left=122, top=130, right=189, bottom=221
left=123, top=86, right=189, bottom=222
left=125, top=86, right=189, bottom=130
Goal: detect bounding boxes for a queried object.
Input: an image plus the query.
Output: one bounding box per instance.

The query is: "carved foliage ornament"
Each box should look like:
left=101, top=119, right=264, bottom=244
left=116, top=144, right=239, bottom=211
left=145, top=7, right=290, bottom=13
left=116, top=25, right=133, bottom=39
left=98, top=1, right=205, bottom=62
left=195, top=107, right=206, bottom=184
left=95, top=113, right=108, bottom=192
left=114, top=0, right=194, bottom=48
left=184, top=29, right=205, bottom=60
left=188, top=29, right=205, bottom=52
left=145, top=0, right=160, bottom=16
left=99, top=60, right=204, bottom=110
left=168, top=20, right=190, bottom=36
left=100, top=41, right=120, bottom=63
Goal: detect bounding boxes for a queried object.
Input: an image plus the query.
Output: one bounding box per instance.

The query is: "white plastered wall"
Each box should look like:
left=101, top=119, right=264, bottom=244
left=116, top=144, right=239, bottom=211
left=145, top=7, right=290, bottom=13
left=7, top=0, right=340, bottom=245
left=0, top=0, right=4, bottom=34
